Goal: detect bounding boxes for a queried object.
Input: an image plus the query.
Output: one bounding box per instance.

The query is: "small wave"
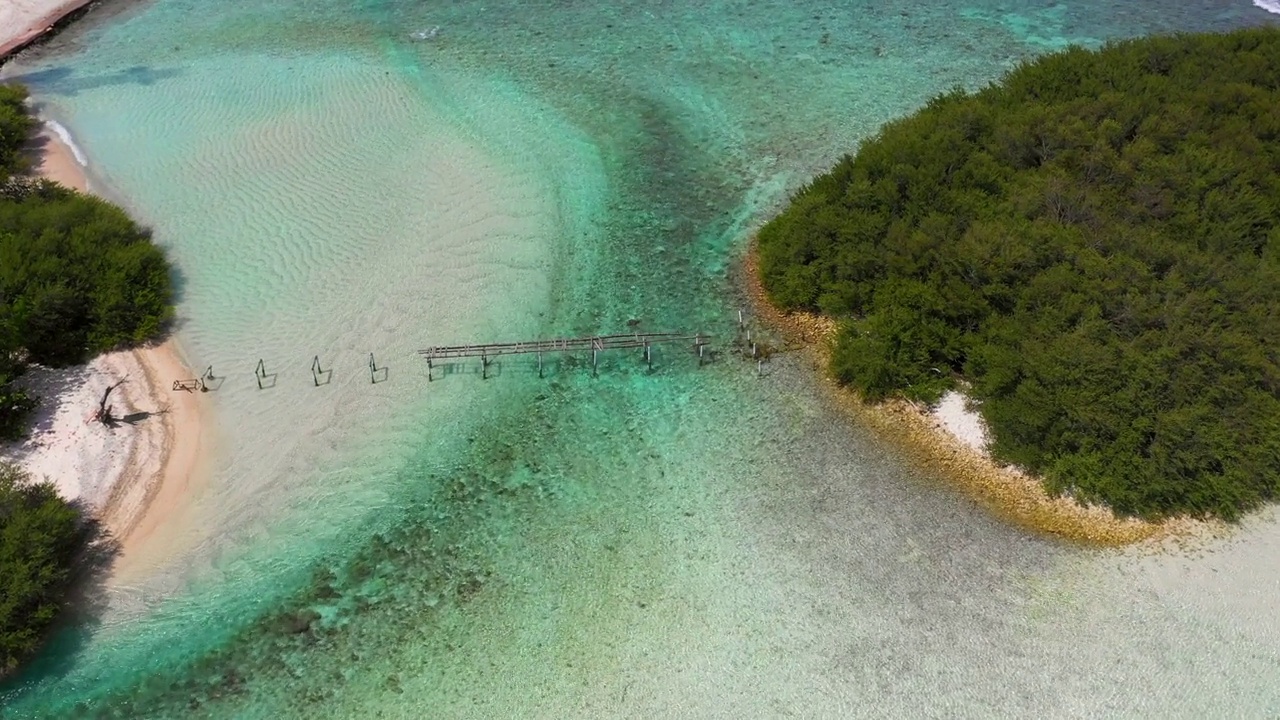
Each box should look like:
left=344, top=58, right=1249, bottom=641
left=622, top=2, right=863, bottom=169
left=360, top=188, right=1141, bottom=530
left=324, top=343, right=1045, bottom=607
left=45, top=119, right=88, bottom=167
left=1255, top=0, right=1280, bottom=14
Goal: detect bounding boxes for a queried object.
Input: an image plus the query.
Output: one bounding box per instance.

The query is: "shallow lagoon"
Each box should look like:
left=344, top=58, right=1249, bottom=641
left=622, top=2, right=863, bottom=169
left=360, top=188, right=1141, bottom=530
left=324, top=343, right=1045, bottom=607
left=2, top=1, right=1279, bottom=716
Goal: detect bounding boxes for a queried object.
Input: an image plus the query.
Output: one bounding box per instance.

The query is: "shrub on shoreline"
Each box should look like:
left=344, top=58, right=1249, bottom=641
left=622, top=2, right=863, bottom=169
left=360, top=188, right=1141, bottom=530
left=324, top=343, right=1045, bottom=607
left=0, top=179, right=174, bottom=365
left=757, top=28, right=1280, bottom=520
left=0, top=462, right=95, bottom=677
left=0, top=84, right=35, bottom=178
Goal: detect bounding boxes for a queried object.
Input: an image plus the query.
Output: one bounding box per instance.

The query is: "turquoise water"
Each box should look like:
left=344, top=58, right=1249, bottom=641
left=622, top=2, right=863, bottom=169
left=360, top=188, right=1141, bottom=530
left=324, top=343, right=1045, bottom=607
left=3, top=1, right=1280, bottom=717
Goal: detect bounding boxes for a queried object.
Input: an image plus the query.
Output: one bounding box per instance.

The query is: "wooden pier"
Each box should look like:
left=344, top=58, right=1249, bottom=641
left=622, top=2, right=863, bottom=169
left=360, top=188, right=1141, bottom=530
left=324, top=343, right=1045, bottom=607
left=176, top=310, right=784, bottom=392
left=418, top=332, right=709, bottom=378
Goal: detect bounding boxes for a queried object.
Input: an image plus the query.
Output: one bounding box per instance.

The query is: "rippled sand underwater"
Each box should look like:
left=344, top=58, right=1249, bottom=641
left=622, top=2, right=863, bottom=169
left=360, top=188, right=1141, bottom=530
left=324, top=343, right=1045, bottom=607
left=2, top=1, right=1279, bottom=717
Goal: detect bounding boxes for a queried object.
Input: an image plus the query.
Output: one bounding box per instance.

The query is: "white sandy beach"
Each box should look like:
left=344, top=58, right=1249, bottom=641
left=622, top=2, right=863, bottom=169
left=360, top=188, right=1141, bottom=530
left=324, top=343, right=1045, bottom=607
left=0, top=0, right=95, bottom=59
left=0, top=121, right=213, bottom=574
left=30, top=121, right=86, bottom=190
left=930, top=389, right=991, bottom=453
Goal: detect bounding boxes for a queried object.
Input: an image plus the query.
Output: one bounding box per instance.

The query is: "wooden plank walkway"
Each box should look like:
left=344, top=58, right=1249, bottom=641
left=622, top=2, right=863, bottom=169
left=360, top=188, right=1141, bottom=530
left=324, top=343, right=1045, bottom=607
left=418, top=332, right=710, bottom=378
left=418, top=332, right=705, bottom=361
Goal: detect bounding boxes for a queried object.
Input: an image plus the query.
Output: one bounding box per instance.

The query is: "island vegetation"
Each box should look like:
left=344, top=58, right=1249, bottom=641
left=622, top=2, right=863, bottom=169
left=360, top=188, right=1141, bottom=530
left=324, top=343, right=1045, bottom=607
left=757, top=28, right=1280, bottom=520
left=0, top=82, right=171, bottom=676
left=0, top=462, right=99, bottom=677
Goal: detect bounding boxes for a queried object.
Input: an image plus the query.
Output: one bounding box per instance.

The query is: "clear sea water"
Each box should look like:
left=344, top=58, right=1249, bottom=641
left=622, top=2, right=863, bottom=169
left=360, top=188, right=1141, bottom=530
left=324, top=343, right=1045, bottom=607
left=2, top=1, right=1279, bottom=717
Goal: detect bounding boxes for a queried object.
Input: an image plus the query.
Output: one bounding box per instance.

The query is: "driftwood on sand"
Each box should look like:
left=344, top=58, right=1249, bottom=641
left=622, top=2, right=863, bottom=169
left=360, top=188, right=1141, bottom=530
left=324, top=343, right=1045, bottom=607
left=92, top=377, right=126, bottom=425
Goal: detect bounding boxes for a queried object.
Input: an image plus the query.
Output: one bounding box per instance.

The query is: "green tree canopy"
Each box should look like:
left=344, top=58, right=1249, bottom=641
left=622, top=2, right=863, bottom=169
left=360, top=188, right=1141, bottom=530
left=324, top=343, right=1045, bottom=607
left=0, top=462, right=93, bottom=676
left=0, top=84, right=35, bottom=178
left=757, top=28, right=1280, bottom=520
left=0, top=180, right=174, bottom=364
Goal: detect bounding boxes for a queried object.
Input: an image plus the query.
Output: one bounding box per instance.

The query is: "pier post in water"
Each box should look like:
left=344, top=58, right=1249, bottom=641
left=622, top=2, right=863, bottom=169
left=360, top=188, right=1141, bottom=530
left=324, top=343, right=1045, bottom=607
left=591, top=336, right=604, bottom=378
left=311, top=355, right=324, bottom=387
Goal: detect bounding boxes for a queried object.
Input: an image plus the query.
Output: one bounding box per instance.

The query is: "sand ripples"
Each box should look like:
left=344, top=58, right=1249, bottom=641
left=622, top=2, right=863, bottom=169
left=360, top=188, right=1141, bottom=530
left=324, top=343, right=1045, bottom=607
left=2, top=49, right=587, bottom=623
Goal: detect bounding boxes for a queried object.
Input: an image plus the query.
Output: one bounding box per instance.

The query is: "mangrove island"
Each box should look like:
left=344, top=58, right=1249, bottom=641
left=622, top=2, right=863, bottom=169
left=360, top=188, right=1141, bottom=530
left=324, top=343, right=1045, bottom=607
left=756, top=28, right=1280, bottom=521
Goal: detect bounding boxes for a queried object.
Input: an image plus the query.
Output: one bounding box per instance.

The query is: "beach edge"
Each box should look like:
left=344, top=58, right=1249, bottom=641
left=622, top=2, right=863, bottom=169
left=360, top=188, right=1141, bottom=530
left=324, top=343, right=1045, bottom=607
left=737, top=239, right=1211, bottom=547
left=32, top=121, right=214, bottom=576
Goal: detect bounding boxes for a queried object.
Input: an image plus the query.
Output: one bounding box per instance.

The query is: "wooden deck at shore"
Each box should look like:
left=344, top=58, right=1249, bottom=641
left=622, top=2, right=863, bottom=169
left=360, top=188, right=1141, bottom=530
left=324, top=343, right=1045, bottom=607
left=418, top=332, right=710, bottom=378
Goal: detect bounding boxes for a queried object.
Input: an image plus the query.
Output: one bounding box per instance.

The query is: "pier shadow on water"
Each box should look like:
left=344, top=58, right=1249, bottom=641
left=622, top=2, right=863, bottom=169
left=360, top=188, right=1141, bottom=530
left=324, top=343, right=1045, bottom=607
left=5, top=65, right=182, bottom=97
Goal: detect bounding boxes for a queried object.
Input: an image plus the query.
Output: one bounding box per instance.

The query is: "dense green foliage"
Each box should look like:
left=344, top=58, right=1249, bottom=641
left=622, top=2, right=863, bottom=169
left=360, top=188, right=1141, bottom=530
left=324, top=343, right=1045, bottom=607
left=0, top=181, right=174, bottom=364
left=0, top=84, right=39, bottom=441
left=0, top=463, right=91, bottom=676
left=0, top=84, right=35, bottom=178
left=757, top=29, right=1280, bottom=519
left=0, top=82, right=173, bottom=440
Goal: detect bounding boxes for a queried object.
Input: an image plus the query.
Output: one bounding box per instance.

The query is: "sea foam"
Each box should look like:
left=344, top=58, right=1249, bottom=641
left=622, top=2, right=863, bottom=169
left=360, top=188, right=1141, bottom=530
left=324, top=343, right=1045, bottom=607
left=46, top=119, right=88, bottom=166
left=1255, top=0, right=1280, bottom=14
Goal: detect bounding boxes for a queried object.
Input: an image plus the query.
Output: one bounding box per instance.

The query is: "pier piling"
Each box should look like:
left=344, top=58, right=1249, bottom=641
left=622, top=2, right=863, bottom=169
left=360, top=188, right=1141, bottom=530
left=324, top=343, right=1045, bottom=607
left=254, top=359, right=270, bottom=390
left=200, top=365, right=216, bottom=392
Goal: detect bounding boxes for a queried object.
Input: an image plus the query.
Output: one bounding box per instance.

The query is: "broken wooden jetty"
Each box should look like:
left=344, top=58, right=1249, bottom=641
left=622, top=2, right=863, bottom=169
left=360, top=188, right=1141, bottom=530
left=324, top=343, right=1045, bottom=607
left=172, top=365, right=217, bottom=392
left=418, top=332, right=710, bottom=379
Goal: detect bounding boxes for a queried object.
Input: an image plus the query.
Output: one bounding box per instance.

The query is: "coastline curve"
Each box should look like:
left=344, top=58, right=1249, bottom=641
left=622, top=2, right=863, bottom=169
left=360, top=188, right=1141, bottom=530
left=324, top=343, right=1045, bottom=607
left=1, top=121, right=216, bottom=579
left=738, top=239, right=1213, bottom=547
